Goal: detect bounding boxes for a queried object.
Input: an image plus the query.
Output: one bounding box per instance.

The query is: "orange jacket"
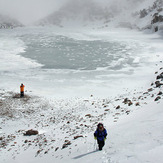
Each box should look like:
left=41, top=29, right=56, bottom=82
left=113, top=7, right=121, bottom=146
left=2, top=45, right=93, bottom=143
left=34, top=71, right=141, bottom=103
left=20, top=85, right=25, bottom=92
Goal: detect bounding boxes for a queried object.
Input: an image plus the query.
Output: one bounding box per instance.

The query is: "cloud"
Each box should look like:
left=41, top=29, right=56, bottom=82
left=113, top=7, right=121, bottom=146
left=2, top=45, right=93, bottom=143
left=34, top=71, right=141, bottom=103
left=0, top=0, right=68, bottom=24
left=0, top=0, right=148, bottom=25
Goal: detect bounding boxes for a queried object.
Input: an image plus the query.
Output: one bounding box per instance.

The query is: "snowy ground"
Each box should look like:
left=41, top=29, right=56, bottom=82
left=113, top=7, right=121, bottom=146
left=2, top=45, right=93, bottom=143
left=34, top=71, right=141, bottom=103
left=0, top=63, right=163, bottom=163
left=0, top=27, right=163, bottom=163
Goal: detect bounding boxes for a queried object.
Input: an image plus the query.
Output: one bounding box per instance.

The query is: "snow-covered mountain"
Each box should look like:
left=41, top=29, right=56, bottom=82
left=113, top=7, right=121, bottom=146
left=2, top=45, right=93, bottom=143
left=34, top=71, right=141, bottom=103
left=0, top=14, right=23, bottom=29
left=133, top=0, right=163, bottom=32
left=37, top=0, right=163, bottom=32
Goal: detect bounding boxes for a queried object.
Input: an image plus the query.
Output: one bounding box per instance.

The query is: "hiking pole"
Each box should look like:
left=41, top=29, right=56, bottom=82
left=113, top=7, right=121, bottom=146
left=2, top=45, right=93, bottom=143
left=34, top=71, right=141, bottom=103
left=94, top=139, right=97, bottom=150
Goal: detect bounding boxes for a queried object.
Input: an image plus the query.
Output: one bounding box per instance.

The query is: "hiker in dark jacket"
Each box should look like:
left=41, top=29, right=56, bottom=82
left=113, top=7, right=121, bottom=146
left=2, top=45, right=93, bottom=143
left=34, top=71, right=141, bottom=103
left=94, top=123, right=107, bottom=150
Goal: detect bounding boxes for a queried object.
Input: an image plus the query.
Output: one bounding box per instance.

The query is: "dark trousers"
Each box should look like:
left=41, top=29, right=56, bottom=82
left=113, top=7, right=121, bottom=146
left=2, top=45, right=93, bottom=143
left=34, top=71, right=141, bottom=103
left=20, top=91, right=24, bottom=97
left=97, top=139, right=105, bottom=150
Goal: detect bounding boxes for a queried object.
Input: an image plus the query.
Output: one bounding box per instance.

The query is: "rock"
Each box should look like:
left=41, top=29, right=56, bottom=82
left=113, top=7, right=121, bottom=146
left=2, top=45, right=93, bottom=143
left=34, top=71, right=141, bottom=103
left=24, top=140, right=28, bottom=143
left=156, top=72, right=163, bottom=79
left=74, top=135, right=83, bottom=139
left=123, top=98, right=129, bottom=104
left=128, top=101, right=133, bottom=106
left=104, top=109, right=110, bottom=111
left=155, top=26, right=158, bottom=32
left=44, top=151, right=48, bottom=154
left=123, top=98, right=132, bottom=106
left=155, top=81, right=163, bottom=87
left=154, top=96, right=161, bottom=101
left=116, top=105, right=120, bottom=109
left=148, top=88, right=153, bottom=92
left=62, top=141, right=71, bottom=149
left=24, top=129, right=39, bottom=136
left=152, top=14, right=163, bottom=24
left=85, top=114, right=91, bottom=118
left=126, top=110, right=130, bottom=115
left=55, top=147, right=59, bottom=151
left=135, top=102, right=140, bottom=106
left=36, top=149, right=42, bottom=155
left=158, top=91, right=163, bottom=95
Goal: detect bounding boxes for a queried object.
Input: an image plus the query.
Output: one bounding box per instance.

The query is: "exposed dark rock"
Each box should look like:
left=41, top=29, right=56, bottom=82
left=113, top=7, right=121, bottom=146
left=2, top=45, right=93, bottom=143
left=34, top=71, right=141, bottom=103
left=148, top=88, right=153, bottom=92
left=126, top=110, right=130, bottom=115
left=158, top=91, right=163, bottom=95
left=85, top=114, right=91, bottom=118
left=55, top=147, right=59, bottom=151
left=154, top=96, right=161, bottom=101
left=123, top=98, right=132, bottom=106
left=74, top=135, right=83, bottom=139
left=62, top=141, right=71, bottom=149
left=24, top=140, right=28, bottom=143
left=128, top=101, right=133, bottom=106
left=155, top=26, right=158, bottom=32
left=123, top=98, right=129, bottom=104
left=24, top=129, right=39, bottom=136
left=156, top=72, right=163, bottom=79
left=135, top=102, right=140, bottom=106
left=155, top=81, right=163, bottom=87
left=116, top=105, right=120, bottom=109
left=152, top=14, right=163, bottom=24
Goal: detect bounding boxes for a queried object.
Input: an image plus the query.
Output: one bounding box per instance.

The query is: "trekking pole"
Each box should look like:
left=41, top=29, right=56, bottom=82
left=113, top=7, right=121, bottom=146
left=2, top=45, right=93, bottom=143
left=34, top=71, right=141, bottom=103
left=94, top=139, right=97, bottom=150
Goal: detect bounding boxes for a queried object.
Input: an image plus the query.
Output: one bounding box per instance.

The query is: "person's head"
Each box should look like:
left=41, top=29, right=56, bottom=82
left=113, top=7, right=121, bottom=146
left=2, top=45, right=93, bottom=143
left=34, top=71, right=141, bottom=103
left=21, top=83, right=23, bottom=86
left=97, top=123, right=104, bottom=131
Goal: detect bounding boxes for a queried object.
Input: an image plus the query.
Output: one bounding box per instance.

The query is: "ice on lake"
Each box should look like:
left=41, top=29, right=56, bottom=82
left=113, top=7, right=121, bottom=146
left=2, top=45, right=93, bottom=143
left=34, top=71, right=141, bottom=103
left=0, top=27, right=162, bottom=98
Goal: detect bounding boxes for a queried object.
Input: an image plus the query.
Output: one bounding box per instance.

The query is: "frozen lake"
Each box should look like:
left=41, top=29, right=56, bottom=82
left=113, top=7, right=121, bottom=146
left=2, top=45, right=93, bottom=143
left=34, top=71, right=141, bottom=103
left=0, top=27, right=162, bottom=98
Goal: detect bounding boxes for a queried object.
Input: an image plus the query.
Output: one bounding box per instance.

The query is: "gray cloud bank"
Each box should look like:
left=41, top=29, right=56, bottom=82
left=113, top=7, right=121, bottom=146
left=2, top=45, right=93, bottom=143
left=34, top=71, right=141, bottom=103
left=0, top=0, right=153, bottom=25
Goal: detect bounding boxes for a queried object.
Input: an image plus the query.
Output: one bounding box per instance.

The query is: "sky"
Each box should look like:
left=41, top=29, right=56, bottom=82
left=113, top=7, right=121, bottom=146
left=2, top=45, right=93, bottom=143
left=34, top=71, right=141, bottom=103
left=0, top=0, right=148, bottom=25
left=0, top=0, right=114, bottom=25
left=0, top=0, right=68, bottom=25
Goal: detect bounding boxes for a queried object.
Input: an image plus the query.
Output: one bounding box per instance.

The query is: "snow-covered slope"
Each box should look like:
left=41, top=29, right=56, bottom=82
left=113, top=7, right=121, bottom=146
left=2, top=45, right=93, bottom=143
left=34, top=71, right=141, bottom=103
left=37, top=0, right=163, bottom=33
left=0, top=14, right=23, bottom=29
left=1, top=56, right=163, bottom=163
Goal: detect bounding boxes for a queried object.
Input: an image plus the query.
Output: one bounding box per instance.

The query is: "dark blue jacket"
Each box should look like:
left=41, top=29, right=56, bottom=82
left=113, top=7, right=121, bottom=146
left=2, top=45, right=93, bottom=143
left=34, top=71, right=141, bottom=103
left=94, top=128, right=107, bottom=141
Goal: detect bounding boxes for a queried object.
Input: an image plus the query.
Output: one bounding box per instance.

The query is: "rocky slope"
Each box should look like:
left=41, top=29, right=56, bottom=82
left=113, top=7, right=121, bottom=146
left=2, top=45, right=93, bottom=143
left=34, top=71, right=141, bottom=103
left=0, top=60, right=163, bottom=160
left=37, top=0, right=163, bottom=33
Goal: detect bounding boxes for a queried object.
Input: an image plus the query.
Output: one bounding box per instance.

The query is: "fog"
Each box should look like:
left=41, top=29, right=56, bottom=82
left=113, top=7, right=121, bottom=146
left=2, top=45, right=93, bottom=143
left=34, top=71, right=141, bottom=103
left=0, top=0, right=146, bottom=25
left=0, top=0, right=68, bottom=24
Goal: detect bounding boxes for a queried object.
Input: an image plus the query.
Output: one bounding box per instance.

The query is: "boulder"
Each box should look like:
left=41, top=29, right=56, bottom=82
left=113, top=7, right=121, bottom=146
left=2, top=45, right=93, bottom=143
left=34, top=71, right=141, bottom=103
left=155, top=81, right=163, bottom=87
left=156, top=72, right=163, bottom=79
left=62, top=141, right=71, bottom=149
left=158, top=91, right=163, bottom=95
left=85, top=114, right=91, bottom=118
left=154, top=96, right=161, bottom=101
left=74, top=135, right=83, bottom=139
left=152, top=14, right=163, bottom=24
left=116, top=105, right=120, bottom=109
left=24, top=129, right=39, bottom=136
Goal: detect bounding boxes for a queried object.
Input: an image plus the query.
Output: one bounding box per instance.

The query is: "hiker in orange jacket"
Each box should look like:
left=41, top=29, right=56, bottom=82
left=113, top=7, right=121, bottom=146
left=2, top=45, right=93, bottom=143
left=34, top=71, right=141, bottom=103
left=20, top=83, right=25, bottom=97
